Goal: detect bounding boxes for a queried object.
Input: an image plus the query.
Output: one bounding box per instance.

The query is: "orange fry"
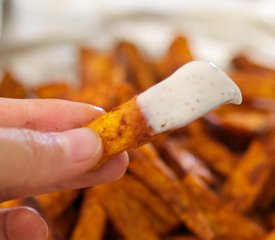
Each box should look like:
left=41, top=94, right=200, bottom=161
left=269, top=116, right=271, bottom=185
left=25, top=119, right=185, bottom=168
left=116, top=41, right=156, bottom=91
left=0, top=72, right=26, bottom=98
left=182, top=173, right=266, bottom=240
left=222, top=139, right=274, bottom=213
left=34, top=190, right=79, bottom=220
left=71, top=188, right=107, bottom=240
left=129, top=144, right=214, bottom=240
left=95, top=181, right=160, bottom=240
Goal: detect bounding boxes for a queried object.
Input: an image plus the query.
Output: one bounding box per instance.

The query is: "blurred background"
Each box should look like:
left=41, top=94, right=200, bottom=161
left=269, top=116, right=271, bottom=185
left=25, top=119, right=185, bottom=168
left=0, top=0, right=275, bottom=86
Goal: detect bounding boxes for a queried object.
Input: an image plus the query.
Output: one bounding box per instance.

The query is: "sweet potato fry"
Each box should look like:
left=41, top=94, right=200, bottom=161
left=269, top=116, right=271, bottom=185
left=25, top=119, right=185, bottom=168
left=0, top=72, right=26, bottom=98
left=62, top=81, right=134, bottom=111
left=94, top=182, right=160, bottom=240
left=35, top=82, right=71, bottom=98
left=80, top=48, right=126, bottom=86
left=230, top=70, right=275, bottom=100
left=87, top=97, right=153, bottom=169
left=114, top=174, right=179, bottom=234
left=71, top=188, right=107, bottom=240
left=158, top=137, right=217, bottom=184
left=185, top=121, right=238, bottom=176
left=154, top=36, right=193, bottom=80
left=116, top=41, right=156, bottom=91
left=232, top=55, right=275, bottom=73
left=0, top=199, right=22, bottom=208
left=263, top=230, right=275, bottom=240
left=182, top=173, right=266, bottom=240
left=222, top=139, right=274, bottom=213
left=34, top=190, right=79, bottom=220
left=128, top=144, right=214, bottom=240
left=164, top=236, right=201, bottom=240
left=205, top=104, right=275, bottom=137
left=53, top=205, right=78, bottom=240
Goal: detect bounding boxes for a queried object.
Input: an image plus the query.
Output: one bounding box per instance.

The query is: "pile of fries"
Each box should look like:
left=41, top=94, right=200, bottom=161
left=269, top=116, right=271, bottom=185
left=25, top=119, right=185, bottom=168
left=1, top=36, right=275, bottom=240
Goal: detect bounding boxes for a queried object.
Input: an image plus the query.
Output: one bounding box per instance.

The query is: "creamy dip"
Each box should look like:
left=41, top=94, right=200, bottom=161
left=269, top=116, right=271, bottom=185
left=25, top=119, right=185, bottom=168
left=137, top=61, right=242, bottom=133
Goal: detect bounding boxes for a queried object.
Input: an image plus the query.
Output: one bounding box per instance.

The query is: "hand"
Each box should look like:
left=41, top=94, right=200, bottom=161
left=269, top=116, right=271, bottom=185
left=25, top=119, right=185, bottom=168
left=0, top=98, right=129, bottom=240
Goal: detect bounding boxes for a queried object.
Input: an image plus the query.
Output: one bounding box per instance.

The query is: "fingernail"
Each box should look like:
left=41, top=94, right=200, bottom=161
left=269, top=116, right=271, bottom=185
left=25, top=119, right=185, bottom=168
left=58, top=128, right=102, bottom=162
left=92, top=105, right=106, bottom=114
left=6, top=207, right=48, bottom=240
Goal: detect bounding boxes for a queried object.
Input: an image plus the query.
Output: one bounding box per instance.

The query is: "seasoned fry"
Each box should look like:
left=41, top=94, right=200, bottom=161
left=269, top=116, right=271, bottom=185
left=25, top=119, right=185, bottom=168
left=182, top=173, right=266, bottom=240
left=0, top=72, right=26, bottom=98
left=114, top=174, right=179, bottom=234
left=116, top=41, right=156, bottom=91
left=95, top=181, right=160, bottom=240
left=154, top=36, right=193, bottom=80
left=205, top=104, right=275, bottom=136
left=34, top=190, right=79, bottom=220
left=35, top=82, right=71, bottom=99
left=0, top=199, right=22, bottom=208
left=71, top=188, right=107, bottom=240
left=230, top=70, right=275, bottom=100
left=222, top=139, right=274, bottom=213
left=263, top=231, right=275, bottom=240
left=87, top=61, right=241, bottom=170
left=129, top=144, right=214, bottom=240
left=185, top=121, right=238, bottom=176
left=87, top=97, right=153, bottom=169
left=232, top=55, right=275, bottom=73
left=80, top=48, right=126, bottom=86
left=159, top=137, right=217, bottom=184
left=63, top=81, right=134, bottom=111
left=164, top=236, right=201, bottom=240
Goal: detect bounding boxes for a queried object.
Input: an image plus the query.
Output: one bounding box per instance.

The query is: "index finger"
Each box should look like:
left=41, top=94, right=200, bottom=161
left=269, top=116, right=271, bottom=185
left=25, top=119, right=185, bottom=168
left=0, top=98, right=104, bottom=131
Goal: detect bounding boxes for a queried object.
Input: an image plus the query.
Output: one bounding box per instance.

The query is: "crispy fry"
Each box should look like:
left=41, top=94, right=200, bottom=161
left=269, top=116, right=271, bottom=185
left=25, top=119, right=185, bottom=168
left=185, top=121, right=238, bottom=176
left=71, top=188, right=107, bottom=240
left=80, top=48, right=126, bottom=86
left=129, top=144, right=214, bottom=240
left=53, top=205, right=78, bottom=240
left=263, top=231, right=275, bottom=240
left=230, top=70, right=275, bottom=100
left=164, top=236, right=201, bottom=240
left=95, top=181, right=160, bottom=240
left=116, top=41, right=156, bottom=91
left=205, top=104, right=275, bottom=137
left=232, top=55, right=275, bottom=73
left=35, top=82, right=71, bottom=98
left=222, top=139, right=274, bottom=213
left=114, top=174, right=179, bottom=234
left=62, top=81, right=134, bottom=111
left=87, top=97, right=153, bottom=169
left=154, top=36, right=193, bottom=80
left=0, top=199, right=22, bottom=208
left=159, top=137, right=217, bottom=184
left=34, top=190, right=79, bottom=220
left=0, top=72, right=26, bottom=98
left=182, top=173, right=266, bottom=240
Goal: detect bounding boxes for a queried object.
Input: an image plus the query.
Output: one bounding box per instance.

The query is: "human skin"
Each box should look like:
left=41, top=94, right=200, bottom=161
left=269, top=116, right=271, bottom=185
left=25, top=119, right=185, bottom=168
left=0, top=98, right=129, bottom=240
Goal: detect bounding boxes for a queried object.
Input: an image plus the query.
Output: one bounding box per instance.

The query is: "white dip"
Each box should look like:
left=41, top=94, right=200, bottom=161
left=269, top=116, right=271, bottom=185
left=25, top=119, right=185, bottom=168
left=137, top=61, right=242, bottom=133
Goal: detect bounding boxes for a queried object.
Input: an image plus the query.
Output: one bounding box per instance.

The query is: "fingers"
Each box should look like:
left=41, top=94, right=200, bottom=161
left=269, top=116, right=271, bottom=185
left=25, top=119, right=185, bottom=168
left=0, top=127, right=103, bottom=201
left=56, top=152, right=129, bottom=190
left=0, top=98, right=104, bottom=131
left=0, top=207, right=48, bottom=240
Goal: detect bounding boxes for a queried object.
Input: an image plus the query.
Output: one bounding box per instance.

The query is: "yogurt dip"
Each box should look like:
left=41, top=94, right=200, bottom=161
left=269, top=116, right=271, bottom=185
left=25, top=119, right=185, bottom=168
left=137, top=61, right=242, bottom=133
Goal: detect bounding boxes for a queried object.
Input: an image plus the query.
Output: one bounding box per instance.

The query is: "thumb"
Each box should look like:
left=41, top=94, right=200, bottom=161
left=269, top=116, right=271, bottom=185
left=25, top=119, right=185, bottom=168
left=0, top=127, right=102, bottom=200
left=0, top=207, right=48, bottom=240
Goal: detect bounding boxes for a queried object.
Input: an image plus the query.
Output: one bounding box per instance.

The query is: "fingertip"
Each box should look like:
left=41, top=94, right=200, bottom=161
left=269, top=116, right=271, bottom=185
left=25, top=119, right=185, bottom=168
left=58, top=128, right=103, bottom=165
left=55, top=151, right=129, bottom=190
left=109, top=151, right=129, bottom=181
left=6, top=207, right=48, bottom=240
